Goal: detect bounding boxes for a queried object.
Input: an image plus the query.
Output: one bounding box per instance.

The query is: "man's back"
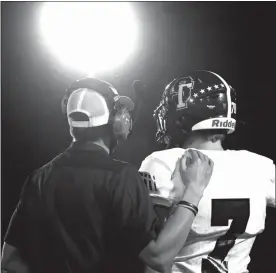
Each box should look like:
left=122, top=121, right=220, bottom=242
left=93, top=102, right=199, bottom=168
left=5, top=142, right=158, bottom=273
left=140, top=148, right=275, bottom=273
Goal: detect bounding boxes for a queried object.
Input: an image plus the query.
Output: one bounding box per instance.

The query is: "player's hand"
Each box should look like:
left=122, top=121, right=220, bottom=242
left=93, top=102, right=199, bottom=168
left=172, top=149, right=214, bottom=201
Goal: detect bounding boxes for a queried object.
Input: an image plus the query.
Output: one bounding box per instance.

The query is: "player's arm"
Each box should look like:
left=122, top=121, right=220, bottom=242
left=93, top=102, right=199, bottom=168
left=266, top=163, right=275, bottom=208
left=140, top=150, right=213, bottom=272
left=111, top=150, right=213, bottom=272
left=139, top=187, right=202, bottom=272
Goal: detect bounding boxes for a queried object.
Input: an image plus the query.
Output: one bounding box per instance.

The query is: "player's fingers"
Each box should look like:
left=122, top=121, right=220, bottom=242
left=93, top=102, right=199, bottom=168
left=180, top=153, right=191, bottom=169
left=174, top=157, right=181, bottom=171
left=208, top=158, right=214, bottom=174
left=184, top=153, right=192, bottom=166
left=197, top=150, right=206, bottom=161
left=188, top=149, right=198, bottom=163
left=171, top=158, right=181, bottom=179
left=201, top=151, right=210, bottom=162
left=179, top=157, right=185, bottom=174
left=197, top=151, right=208, bottom=165
left=208, top=157, right=213, bottom=166
left=203, top=154, right=211, bottom=166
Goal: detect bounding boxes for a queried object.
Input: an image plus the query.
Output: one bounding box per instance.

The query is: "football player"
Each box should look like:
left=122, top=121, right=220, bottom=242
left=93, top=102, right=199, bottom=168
left=139, top=71, right=275, bottom=273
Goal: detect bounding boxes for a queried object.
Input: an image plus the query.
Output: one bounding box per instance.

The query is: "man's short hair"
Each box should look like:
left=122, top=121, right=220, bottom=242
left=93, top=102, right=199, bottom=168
left=197, top=129, right=227, bottom=142
left=181, top=129, right=227, bottom=147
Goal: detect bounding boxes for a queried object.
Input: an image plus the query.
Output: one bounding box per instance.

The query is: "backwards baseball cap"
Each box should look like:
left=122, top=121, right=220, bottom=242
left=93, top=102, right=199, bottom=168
left=65, top=78, right=134, bottom=128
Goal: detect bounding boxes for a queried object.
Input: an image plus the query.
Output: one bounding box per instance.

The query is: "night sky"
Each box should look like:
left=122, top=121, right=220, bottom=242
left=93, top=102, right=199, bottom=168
left=1, top=2, right=275, bottom=272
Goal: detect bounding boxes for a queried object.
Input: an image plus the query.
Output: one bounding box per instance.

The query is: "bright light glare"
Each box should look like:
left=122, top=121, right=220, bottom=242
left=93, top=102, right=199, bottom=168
left=40, top=2, right=138, bottom=75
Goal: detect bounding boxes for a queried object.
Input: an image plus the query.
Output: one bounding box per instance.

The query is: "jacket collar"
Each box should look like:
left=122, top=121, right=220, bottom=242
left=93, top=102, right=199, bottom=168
left=67, top=141, right=109, bottom=156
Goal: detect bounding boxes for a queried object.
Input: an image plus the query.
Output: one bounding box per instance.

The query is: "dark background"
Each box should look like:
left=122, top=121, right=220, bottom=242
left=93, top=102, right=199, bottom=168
left=1, top=2, right=275, bottom=272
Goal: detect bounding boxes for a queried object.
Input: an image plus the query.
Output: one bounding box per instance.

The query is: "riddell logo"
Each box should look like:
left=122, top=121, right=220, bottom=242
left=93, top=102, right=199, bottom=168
left=212, top=119, right=235, bottom=129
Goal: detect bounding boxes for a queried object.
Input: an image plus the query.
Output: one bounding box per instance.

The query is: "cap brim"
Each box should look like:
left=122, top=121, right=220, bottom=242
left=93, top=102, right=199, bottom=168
left=118, top=96, right=135, bottom=111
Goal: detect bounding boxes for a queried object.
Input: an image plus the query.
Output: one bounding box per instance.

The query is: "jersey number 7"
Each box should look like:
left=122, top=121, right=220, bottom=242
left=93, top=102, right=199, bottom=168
left=202, top=199, right=250, bottom=273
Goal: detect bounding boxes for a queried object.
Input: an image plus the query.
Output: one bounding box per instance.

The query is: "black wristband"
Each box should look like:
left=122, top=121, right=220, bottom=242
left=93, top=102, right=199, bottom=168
left=178, top=204, right=197, bottom=216
left=178, top=200, right=199, bottom=214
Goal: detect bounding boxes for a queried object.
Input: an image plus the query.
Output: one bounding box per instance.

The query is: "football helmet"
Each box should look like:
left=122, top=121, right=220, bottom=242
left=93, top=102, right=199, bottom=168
left=154, top=71, right=237, bottom=147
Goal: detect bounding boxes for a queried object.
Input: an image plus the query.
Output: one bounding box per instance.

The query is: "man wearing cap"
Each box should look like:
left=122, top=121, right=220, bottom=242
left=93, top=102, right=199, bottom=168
left=2, top=78, right=214, bottom=273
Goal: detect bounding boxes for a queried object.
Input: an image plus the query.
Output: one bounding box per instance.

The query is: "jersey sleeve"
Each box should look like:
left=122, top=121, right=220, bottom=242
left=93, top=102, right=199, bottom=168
left=266, top=162, right=275, bottom=207
left=139, top=154, right=173, bottom=203
left=139, top=154, right=185, bottom=223
left=109, top=164, right=160, bottom=255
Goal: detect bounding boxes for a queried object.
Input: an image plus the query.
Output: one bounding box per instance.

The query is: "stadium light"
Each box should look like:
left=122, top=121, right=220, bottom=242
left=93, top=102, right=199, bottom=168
left=39, top=2, right=138, bottom=76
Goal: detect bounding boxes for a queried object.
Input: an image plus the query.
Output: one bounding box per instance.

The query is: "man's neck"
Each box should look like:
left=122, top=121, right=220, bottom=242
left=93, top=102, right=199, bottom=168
left=183, top=140, right=224, bottom=151
left=91, top=140, right=110, bottom=154
left=73, top=139, right=110, bottom=154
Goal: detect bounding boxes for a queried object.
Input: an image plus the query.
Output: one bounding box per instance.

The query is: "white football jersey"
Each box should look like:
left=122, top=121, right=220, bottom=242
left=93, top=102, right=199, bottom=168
left=139, top=148, right=275, bottom=273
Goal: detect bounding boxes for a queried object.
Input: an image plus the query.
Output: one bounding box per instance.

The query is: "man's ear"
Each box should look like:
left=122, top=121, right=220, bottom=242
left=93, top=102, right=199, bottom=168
left=207, top=134, right=225, bottom=143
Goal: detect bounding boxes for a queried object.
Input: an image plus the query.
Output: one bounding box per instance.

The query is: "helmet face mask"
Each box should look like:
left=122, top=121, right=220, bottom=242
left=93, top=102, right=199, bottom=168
left=154, top=71, right=237, bottom=148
